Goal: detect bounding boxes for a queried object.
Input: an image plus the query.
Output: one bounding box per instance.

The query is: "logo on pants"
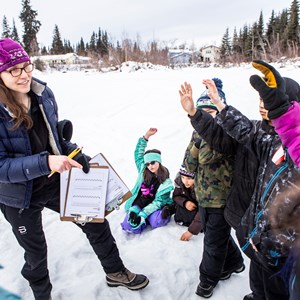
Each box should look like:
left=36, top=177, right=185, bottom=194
left=18, top=226, right=27, bottom=235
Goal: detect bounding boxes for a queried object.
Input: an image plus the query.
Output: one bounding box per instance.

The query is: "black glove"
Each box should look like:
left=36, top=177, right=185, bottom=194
left=57, top=119, right=73, bottom=142
left=249, top=60, right=290, bottom=119
left=128, top=211, right=141, bottom=226
left=73, top=152, right=91, bottom=173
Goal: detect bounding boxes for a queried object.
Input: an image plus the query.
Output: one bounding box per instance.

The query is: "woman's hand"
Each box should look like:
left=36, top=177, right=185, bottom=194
left=179, top=82, right=197, bottom=116
left=48, top=155, right=83, bottom=174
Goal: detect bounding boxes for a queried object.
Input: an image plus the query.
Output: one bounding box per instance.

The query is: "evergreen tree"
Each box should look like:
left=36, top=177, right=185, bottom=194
left=63, top=39, right=73, bottom=53
left=279, top=9, right=290, bottom=52
left=89, top=31, right=97, bottom=53
left=266, top=10, right=276, bottom=45
left=219, top=28, right=231, bottom=65
left=101, top=30, right=109, bottom=56
left=116, top=40, right=123, bottom=62
left=251, top=17, right=266, bottom=60
left=242, top=25, right=252, bottom=61
left=286, top=0, right=299, bottom=46
left=19, top=0, right=41, bottom=55
left=41, top=46, right=48, bottom=55
left=2, top=15, right=10, bottom=38
left=11, top=19, right=20, bottom=42
left=96, top=28, right=102, bottom=54
left=257, top=11, right=264, bottom=37
left=77, top=37, right=86, bottom=56
left=231, top=27, right=242, bottom=63
left=51, top=24, right=64, bottom=54
left=256, top=10, right=266, bottom=57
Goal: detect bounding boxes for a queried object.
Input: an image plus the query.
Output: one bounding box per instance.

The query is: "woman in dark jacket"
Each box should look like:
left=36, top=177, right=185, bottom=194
left=0, top=38, right=148, bottom=300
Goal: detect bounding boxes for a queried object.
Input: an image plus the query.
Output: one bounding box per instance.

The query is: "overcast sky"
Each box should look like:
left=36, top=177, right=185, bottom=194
left=1, top=0, right=291, bottom=49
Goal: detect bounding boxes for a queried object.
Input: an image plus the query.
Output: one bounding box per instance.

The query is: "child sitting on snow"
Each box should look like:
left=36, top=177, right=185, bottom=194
left=121, top=128, right=174, bottom=234
left=162, top=165, right=202, bottom=241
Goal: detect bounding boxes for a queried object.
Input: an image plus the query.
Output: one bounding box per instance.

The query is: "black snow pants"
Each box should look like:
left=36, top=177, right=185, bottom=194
left=199, top=207, right=244, bottom=286
left=0, top=174, right=125, bottom=300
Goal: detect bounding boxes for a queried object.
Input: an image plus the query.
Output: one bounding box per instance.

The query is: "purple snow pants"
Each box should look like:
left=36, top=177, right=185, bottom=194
left=121, top=209, right=170, bottom=234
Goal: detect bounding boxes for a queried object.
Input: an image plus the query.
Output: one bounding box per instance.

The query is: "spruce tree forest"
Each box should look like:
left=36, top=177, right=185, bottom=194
left=1, top=0, right=300, bottom=67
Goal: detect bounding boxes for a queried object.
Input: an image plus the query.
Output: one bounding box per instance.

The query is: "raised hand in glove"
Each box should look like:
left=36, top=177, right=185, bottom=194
left=249, top=60, right=290, bottom=119
left=73, top=152, right=91, bottom=173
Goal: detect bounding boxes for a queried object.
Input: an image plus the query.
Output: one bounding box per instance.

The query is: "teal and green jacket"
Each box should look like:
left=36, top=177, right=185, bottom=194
left=125, top=137, right=174, bottom=217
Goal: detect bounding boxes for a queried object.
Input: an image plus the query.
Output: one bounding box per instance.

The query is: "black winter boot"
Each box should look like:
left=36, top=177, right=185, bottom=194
left=106, top=268, right=149, bottom=290
left=195, top=282, right=214, bottom=298
left=161, top=203, right=176, bottom=219
left=220, top=263, right=245, bottom=280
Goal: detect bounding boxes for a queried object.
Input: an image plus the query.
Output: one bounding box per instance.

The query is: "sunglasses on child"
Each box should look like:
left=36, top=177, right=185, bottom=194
left=145, top=161, right=156, bottom=167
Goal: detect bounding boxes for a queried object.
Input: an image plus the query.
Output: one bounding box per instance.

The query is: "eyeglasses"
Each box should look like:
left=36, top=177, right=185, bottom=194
left=145, top=161, right=156, bottom=167
left=5, top=63, right=34, bottom=77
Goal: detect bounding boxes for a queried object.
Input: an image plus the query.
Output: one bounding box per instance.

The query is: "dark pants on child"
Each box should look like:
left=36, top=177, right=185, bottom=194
left=174, top=205, right=197, bottom=226
left=0, top=174, right=125, bottom=300
left=249, top=259, right=289, bottom=300
left=199, top=207, right=244, bottom=286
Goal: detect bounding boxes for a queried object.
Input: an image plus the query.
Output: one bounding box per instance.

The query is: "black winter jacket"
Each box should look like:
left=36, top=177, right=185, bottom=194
left=216, top=105, right=300, bottom=270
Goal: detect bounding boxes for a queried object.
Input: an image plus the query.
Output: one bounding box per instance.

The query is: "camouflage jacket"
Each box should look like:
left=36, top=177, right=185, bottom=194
left=184, top=130, right=233, bottom=208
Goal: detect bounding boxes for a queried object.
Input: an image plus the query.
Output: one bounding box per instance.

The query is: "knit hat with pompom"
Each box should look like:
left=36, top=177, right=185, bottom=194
left=196, top=78, right=227, bottom=111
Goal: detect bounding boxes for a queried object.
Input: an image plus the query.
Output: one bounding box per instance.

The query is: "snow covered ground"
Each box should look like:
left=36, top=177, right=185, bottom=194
left=1, top=62, right=299, bottom=300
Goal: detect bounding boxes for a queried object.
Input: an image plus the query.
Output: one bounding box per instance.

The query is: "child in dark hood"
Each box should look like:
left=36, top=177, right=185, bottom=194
left=162, top=165, right=202, bottom=241
left=121, top=128, right=174, bottom=234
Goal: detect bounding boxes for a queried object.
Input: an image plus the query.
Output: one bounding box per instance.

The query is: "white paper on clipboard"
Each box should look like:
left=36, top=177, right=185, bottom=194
left=60, top=153, right=131, bottom=220
left=64, top=166, right=109, bottom=218
left=89, top=153, right=131, bottom=211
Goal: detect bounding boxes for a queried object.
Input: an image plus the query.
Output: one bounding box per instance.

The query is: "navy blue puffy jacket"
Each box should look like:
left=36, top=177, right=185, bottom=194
left=0, top=78, right=77, bottom=209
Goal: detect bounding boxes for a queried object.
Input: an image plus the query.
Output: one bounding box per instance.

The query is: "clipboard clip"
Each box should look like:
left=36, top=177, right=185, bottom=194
left=115, top=198, right=123, bottom=210
left=71, top=214, right=96, bottom=226
left=105, top=198, right=123, bottom=211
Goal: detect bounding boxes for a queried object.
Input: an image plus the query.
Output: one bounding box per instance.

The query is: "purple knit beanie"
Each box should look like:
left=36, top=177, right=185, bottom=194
left=0, top=38, right=30, bottom=72
left=179, top=165, right=195, bottom=178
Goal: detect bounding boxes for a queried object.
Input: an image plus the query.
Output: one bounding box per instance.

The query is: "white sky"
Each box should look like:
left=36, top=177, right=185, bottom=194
left=1, top=0, right=291, bottom=49
left=1, top=62, right=299, bottom=299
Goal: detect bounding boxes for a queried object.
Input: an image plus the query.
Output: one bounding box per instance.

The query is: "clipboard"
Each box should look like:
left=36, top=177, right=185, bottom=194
left=61, top=165, right=109, bottom=224
left=60, top=153, right=132, bottom=224
left=89, top=153, right=132, bottom=215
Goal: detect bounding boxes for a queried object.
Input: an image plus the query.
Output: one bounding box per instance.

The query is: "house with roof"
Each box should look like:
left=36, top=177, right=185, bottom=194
left=31, top=53, right=91, bottom=68
left=200, top=45, right=220, bottom=63
left=168, top=50, right=192, bottom=65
